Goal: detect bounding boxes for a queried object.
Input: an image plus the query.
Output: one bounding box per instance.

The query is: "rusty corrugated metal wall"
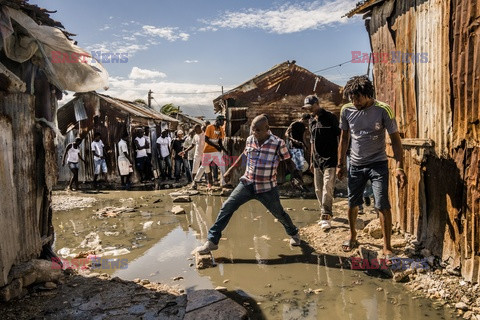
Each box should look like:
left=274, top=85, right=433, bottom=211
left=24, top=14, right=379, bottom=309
left=361, top=0, right=480, bottom=282
left=0, top=92, right=57, bottom=286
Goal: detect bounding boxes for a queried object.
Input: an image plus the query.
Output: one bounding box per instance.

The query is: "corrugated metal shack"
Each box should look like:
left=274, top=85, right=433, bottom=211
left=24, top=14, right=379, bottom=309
left=0, top=0, right=108, bottom=290
left=172, top=112, right=205, bottom=132
left=57, top=92, right=178, bottom=183
left=347, top=0, right=480, bottom=282
left=213, top=61, right=346, bottom=183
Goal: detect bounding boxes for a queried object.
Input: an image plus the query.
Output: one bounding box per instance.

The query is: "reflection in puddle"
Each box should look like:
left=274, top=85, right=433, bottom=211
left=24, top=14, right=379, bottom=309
left=53, top=190, right=456, bottom=319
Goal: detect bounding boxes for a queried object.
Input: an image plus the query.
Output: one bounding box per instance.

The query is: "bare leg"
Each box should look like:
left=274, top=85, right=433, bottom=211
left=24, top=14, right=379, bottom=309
left=378, top=208, right=393, bottom=255
left=68, top=169, right=75, bottom=190
left=347, top=206, right=358, bottom=242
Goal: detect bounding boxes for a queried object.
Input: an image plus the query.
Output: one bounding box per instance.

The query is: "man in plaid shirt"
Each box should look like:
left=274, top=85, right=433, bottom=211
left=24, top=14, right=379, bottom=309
left=194, top=114, right=304, bottom=254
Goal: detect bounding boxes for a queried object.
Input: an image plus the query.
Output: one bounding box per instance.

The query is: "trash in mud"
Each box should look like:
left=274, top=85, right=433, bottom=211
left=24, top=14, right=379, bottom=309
left=170, top=190, right=199, bottom=197
left=102, top=248, right=130, bottom=257
left=142, top=221, right=154, bottom=230
left=80, top=232, right=102, bottom=251
left=95, top=206, right=137, bottom=218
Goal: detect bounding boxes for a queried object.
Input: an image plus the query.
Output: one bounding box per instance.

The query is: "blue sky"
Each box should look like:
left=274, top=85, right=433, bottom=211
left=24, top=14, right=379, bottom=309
left=31, top=0, right=370, bottom=118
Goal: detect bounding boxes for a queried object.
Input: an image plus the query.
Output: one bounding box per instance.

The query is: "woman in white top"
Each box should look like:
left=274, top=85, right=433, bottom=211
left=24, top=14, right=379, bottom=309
left=62, top=137, right=85, bottom=191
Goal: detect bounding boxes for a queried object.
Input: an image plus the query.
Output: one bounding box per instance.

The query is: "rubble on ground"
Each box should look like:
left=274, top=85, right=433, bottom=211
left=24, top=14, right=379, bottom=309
left=301, top=199, right=480, bottom=320
left=51, top=195, right=96, bottom=211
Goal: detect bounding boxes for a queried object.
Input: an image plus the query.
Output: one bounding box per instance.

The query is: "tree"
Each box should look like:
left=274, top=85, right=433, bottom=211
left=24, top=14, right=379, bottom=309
left=160, top=103, right=181, bottom=115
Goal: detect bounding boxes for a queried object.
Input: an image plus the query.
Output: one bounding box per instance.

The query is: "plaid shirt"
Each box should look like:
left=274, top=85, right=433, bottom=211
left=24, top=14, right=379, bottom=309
left=240, top=134, right=291, bottom=194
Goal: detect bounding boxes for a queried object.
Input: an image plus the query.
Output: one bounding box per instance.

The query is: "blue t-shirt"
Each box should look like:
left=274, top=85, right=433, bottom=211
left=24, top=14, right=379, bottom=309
left=340, top=100, right=398, bottom=166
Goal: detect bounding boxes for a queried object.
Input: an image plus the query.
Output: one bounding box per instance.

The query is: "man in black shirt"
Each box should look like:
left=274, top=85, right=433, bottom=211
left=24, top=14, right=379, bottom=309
left=303, top=95, right=340, bottom=230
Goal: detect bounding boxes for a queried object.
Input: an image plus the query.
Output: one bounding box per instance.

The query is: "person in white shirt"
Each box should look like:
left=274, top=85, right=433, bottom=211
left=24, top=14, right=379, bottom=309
left=191, top=124, right=206, bottom=180
left=134, top=128, right=150, bottom=182
left=156, top=129, right=173, bottom=180
left=118, top=132, right=132, bottom=190
left=62, top=137, right=85, bottom=191
left=143, top=126, right=154, bottom=181
left=91, top=132, right=108, bottom=188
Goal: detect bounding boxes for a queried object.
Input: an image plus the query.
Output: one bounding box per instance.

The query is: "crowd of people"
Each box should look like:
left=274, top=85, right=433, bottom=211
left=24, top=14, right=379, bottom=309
left=63, top=75, right=407, bottom=262
left=62, top=116, right=228, bottom=191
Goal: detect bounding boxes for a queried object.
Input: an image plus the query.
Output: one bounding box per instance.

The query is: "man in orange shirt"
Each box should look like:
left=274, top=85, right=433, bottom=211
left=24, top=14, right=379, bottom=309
left=191, top=115, right=228, bottom=189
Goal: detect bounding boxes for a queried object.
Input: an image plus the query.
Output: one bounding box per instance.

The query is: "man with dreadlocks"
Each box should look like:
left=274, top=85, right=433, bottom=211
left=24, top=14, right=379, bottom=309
left=336, top=75, right=407, bottom=264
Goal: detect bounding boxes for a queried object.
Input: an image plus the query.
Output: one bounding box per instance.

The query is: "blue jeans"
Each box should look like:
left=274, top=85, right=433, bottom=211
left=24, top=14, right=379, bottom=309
left=347, top=160, right=390, bottom=210
left=175, top=158, right=192, bottom=182
left=347, top=156, right=374, bottom=210
left=159, top=156, right=172, bottom=178
left=207, top=183, right=298, bottom=245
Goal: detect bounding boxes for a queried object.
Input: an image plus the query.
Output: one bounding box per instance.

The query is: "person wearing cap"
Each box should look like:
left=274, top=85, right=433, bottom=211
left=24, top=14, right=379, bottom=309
left=191, top=115, right=228, bottom=189
left=193, top=115, right=304, bottom=255
left=337, top=75, right=406, bottom=260
left=303, top=95, right=340, bottom=230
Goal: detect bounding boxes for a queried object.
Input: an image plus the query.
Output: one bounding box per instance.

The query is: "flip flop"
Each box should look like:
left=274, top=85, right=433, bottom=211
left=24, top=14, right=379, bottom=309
left=384, top=253, right=396, bottom=267
left=342, top=239, right=359, bottom=252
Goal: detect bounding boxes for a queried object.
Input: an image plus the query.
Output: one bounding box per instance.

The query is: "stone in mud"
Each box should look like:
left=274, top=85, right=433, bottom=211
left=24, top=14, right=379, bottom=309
left=22, top=271, right=37, bottom=287
left=393, top=271, right=410, bottom=283
left=185, top=289, right=247, bottom=320
left=171, top=205, right=186, bottom=215
left=0, top=278, right=22, bottom=302
left=32, top=259, right=63, bottom=284
left=195, top=252, right=215, bottom=269
left=172, top=195, right=192, bottom=203
left=44, top=282, right=57, bottom=289
left=363, top=218, right=383, bottom=239
left=456, top=302, right=469, bottom=311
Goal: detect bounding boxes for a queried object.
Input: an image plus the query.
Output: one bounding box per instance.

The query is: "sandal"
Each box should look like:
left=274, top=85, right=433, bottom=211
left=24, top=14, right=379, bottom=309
left=342, top=239, right=359, bottom=252
left=384, top=253, right=396, bottom=267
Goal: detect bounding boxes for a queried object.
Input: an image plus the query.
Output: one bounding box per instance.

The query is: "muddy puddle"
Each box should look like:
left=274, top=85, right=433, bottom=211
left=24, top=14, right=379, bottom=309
left=52, top=190, right=458, bottom=319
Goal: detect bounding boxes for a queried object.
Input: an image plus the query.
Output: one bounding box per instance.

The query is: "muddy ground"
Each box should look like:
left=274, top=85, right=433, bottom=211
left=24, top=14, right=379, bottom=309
left=1, top=181, right=477, bottom=319
left=300, top=199, right=480, bottom=319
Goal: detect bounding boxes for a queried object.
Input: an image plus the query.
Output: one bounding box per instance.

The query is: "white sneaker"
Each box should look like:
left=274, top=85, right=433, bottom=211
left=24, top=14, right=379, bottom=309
left=289, top=234, right=301, bottom=246
left=318, top=214, right=332, bottom=230
left=195, top=240, right=218, bottom=254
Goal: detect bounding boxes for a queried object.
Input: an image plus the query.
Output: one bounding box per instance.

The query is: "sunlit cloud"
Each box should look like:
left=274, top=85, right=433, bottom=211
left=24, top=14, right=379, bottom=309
left=200, top=0, right=358, bottom=34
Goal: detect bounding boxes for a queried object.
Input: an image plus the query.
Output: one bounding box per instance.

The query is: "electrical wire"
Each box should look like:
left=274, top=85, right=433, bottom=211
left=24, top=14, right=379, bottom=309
left=312, top=59, right=354, bottom=74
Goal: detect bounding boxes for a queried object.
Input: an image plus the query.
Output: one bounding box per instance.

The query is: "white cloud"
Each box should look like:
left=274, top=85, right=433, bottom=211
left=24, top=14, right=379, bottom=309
left=100, top=77, right=229, bottom=117
left=184, top=60, right=199, bottom=64
left=100, top=24, right=110, bottom=31
left=129, top=67, right=167, bottom=80
left=142, top=25, right=190, bottom=41
left=201, top=0, right=358, bottom=34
